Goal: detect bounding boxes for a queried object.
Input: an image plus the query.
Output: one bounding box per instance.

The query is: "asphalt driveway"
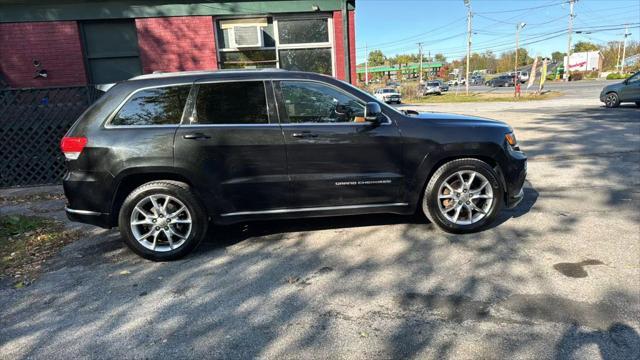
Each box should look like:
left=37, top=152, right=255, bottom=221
left=1, top=90, right=638, bottom=359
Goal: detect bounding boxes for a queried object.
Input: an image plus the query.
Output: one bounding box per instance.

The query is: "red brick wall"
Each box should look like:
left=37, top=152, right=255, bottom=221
left=333, top=10, right=357, bottom=85
left=0, top=21, right=87, bottom=88
left=136, top=16, right=217, bottom=73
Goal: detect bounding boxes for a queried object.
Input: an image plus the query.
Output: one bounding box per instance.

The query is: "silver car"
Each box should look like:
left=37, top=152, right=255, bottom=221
left=422, top=81, right=442, bottom=96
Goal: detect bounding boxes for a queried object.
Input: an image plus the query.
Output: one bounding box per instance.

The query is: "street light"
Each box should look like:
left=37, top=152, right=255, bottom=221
left=515, top=22, right=526, bottom=96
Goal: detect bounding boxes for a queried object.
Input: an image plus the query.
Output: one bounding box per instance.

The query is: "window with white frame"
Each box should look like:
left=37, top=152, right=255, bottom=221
left=216, top=15, right=334, bottom=75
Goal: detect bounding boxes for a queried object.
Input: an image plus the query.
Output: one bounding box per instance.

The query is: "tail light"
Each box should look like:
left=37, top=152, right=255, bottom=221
left=60, top=136, right=87, bottom=160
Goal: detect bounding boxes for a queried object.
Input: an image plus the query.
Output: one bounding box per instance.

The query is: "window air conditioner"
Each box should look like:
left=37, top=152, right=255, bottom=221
left=231, top=26, right=264, bottom=48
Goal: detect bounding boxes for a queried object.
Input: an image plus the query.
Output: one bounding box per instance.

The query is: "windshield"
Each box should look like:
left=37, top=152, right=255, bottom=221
left=427, top=82, right=439, bottom=86
left=382, top=89, right=395, bottom=93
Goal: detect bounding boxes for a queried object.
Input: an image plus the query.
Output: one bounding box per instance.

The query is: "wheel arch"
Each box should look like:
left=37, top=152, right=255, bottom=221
left=109, top=168, right=195, bottom=226
left=409, top=151, right=507, bottom=211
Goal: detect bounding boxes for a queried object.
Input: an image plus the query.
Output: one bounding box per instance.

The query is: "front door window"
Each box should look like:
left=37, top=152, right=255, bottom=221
left=279, top=81, right=365, bottom=123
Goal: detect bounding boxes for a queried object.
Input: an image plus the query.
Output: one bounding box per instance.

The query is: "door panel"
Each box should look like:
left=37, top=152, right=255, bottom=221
left=620, top=74, right=640, bottom=101
left=173, top=81, right=288, bottom=215
left=275, top=80, right=404, bottom=208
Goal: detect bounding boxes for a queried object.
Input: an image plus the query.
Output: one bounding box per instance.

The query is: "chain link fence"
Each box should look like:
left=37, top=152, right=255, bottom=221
left=0, top=86, right=102, bottom=188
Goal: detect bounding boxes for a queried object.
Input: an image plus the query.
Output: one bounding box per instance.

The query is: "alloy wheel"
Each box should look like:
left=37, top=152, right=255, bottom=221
left=436, top=170, right=494, bottom=225
left=130, top=194, right=192, bottom=252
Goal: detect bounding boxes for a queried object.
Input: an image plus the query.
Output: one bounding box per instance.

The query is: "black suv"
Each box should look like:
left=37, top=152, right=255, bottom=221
left=486, top=75, right=515, bottom=87
left=62, top=70, right=526, bottom=260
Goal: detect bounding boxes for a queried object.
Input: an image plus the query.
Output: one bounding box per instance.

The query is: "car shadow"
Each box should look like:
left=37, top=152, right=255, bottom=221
left=199, top=183, right=539, bottom=251
left=202, top=212, right=427, bottom=249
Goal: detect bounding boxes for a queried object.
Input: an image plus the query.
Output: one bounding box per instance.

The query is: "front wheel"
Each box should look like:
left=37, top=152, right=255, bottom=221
left=118, top=181, right=208, bottom=261
left=422, top=158, right=503, bottom=233
left=604, top=92, right=620, bottom=108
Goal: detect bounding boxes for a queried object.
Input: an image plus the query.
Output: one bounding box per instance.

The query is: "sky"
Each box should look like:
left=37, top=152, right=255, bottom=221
left=354, top=0, right=640, bottom=63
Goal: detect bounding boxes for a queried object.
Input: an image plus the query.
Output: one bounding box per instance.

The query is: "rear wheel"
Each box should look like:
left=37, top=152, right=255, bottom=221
left=604, top=92, right=620, bottom=108
left=423, top=158, right=503, bottom=233
left=118, top=181, right=207, bottom=261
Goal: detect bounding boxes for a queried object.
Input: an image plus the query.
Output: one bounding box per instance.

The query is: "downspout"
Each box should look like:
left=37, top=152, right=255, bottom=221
left=342, top=0, right=351, bottom=83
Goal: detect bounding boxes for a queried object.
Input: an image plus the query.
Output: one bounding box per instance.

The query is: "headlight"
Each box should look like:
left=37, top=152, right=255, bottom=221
left=505, top=132, right=521, bottom=151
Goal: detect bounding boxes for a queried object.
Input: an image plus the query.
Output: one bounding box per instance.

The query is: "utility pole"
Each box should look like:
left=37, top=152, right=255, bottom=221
left=515, top=22, right=526, bottom=96
left=364, top=42, right=369, bottom=85
left=564, top=0, right=575, bottom=81
left=616, top=39, right=622, bottom=72
left=417, top=42, right=424, bottom=85
left=464, top=0, right=472, bottom=95
left=621, top=24, right=630, bottom=73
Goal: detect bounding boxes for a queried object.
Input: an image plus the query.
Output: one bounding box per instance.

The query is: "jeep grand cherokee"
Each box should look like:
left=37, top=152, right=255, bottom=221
left=62, top=70, right=527, bottom=260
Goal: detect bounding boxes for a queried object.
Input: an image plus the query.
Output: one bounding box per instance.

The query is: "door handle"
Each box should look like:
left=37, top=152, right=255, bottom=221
left=183, top=133, right=211, bottom=140
left=291, top=132, right=318, bottom=138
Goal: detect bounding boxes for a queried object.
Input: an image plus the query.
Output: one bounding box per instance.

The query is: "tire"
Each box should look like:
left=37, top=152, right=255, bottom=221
left=118, top=181, right=208, bottom=261
left=422, top=158, right=504, bottom=234
left=635, top=101, right=640, bottom=107
left=604, top=92, right=620, bottom=108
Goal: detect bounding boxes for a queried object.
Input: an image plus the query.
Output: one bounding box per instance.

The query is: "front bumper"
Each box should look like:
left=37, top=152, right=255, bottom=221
left=502, top=148, right=527, bottom=209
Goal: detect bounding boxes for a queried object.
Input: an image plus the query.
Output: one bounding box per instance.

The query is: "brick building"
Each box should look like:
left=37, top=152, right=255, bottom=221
left=0, top=0, right=356, bottom=88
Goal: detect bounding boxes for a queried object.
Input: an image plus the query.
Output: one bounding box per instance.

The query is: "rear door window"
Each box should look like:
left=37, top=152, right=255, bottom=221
left=111, top=85, right=191, bottom=126
left=194, top=81, right=269, bottom=124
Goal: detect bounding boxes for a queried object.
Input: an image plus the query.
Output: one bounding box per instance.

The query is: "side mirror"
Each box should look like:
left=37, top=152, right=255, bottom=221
left=365, top=102, right=382, bottom=122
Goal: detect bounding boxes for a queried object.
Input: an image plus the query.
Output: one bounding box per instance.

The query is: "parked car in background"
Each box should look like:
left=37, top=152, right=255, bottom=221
left=486, top=75, right=515, bottom=87
left=433, top=79, right=449, bottom=92
left=518, top=71, right=529, bottom=83
left=422, top=81, right=442, bottom=96
left=374, top=88, right=402, bottom=104
left=62, top=69, right=526, bottom=260
left=600, top=71, right=640, bottom=108
left=470, top=76, right=485, bottom=86
left=447, top=78, right=466, bottom=86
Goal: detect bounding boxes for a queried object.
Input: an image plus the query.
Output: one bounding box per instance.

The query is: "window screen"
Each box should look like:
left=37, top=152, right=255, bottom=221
left=195, top=82, right=268, bottom=124
left=278, top=48, right=332, bottom=75
left=277, top=18, right=329, bottom=44
left=279, top=81, right=364, bottom=124
left=111, top=86, right=191, bottom=126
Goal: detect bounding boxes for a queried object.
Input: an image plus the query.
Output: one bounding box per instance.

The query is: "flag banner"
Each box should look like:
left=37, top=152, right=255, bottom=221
left=527, top=57, right=538, bottom=89
left=539, top=59, right=548, bottom=91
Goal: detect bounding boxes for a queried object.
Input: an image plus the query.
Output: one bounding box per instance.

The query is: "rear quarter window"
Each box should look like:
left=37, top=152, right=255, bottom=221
left=110, top=85, right=191, bottom=126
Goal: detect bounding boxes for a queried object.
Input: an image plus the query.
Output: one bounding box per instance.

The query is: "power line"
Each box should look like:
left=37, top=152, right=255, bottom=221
left=355, top=16, right=466, bottom=51
left=475, top=0, right=569, bottom=15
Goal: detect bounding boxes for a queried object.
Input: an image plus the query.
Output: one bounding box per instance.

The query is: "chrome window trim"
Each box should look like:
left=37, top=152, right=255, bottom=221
left=103, top=82, right=193, bottom=129
left=220, top=202, right=409, bottom=217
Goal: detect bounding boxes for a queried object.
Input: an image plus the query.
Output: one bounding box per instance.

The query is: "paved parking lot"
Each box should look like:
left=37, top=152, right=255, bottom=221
left=1, top=84, right=638, bottom=359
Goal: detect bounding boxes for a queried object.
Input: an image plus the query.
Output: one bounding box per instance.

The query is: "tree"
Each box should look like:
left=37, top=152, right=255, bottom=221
left=368, top=50, right=386, bottom=66
left=495, top=49, right=532, bottom=73
left=573, top=41, right=599, bottom=53
left=551, top=51, right=566, bottom=63
left=599, top=40, right=640, bottom=71
left=434, top=53, right=446, bottom=63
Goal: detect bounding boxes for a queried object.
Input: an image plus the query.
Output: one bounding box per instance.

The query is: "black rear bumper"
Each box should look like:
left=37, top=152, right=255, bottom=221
left=65, top=208, right=112, bottom=228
